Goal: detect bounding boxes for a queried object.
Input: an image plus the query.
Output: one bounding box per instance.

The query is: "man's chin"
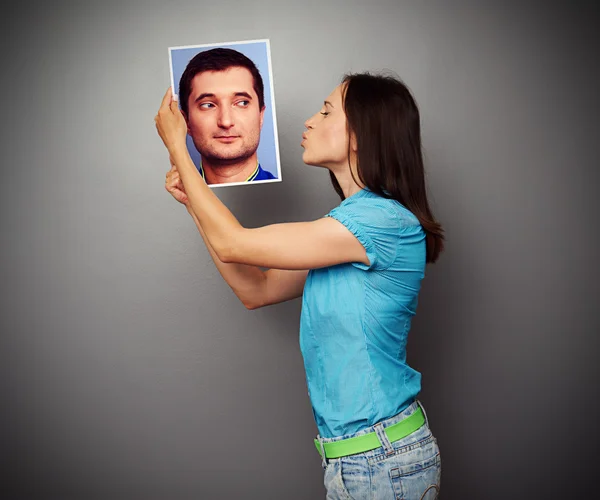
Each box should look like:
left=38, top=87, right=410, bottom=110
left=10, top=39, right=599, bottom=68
left=201, top=151, right=255, bottom=164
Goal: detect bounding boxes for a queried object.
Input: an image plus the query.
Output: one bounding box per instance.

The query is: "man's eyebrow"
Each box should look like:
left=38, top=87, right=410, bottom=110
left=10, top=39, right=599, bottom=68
left=195, top=93, right=216, bottom=103
left=324, top=100, right=334, bottom=108
left=194, top=92, right=253, bottom=103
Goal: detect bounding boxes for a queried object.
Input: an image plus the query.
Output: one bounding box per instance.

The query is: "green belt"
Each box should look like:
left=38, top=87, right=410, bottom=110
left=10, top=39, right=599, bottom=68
left=314, top=406, right=425, bottom=459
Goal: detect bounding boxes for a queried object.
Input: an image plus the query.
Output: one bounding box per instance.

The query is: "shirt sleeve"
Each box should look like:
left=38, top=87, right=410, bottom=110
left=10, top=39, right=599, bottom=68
left=326, top=196, right=400, bottom=270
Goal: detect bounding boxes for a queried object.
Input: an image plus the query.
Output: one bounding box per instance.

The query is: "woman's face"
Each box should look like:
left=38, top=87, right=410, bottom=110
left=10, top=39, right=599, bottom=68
left=301, top=84, right=351, bottom=168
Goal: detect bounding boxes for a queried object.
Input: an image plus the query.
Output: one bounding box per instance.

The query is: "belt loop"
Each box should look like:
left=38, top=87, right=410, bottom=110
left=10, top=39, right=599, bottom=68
left=417, top=399, right=430, bottom=428
left=374, top=422, right=394, bottom=456
left=317, top=435, right=328, bottom=469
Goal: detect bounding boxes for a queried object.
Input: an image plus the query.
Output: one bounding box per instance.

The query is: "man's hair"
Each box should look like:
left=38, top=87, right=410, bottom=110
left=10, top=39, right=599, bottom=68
left=178, top=48, right=265, bottom=116
left=332, top=72, right=445, bottom=263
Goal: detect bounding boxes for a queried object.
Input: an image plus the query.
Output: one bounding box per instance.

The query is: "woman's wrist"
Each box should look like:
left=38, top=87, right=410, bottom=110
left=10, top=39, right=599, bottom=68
left=169, top=142, right=189, bottom=163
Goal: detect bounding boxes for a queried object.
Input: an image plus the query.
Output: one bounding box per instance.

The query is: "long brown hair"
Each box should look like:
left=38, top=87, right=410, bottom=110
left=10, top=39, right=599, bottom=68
left=331, top=72, right=445, bottom=263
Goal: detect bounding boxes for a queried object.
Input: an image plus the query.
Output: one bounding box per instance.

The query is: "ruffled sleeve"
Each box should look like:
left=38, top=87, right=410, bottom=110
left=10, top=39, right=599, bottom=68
left=326, top=193, right=400, bottom=270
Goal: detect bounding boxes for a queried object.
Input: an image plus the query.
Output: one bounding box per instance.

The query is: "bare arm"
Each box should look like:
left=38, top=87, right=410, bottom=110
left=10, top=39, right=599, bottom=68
left=155, top=90, right=369, bottom=271
left=165, top=162, right=307, bottom=309
left=186, top=206, right=308, bottom=309
left=172, top=146, right=368, bottom=270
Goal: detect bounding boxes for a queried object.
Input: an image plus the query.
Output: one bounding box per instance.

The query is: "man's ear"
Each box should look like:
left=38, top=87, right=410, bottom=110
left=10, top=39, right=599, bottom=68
left=259, top=106, right=265, bottom=129
left=181, top=109, right=192, bottom=135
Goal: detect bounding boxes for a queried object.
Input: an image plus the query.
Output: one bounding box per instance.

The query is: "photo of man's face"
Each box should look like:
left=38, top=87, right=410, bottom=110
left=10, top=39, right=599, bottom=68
left=170, top=41, right=281, bottom=187
left=184, top=67, right=265, bottom=166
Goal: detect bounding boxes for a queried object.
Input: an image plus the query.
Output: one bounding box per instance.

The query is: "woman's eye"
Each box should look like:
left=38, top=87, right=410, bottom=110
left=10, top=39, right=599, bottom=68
left=320, top=112, right=329, bottom=116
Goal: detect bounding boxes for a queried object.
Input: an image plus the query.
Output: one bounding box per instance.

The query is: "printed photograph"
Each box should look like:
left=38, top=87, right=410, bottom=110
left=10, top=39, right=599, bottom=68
left=169, top=39, right=281, bottom=187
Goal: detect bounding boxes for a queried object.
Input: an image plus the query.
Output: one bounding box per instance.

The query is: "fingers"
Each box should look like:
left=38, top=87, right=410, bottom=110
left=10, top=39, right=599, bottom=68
left=170, top=93, right=179, bottom=113
left=164, top=180, right=188, bottom=205
left=165, top=170, right=182, bottom=188
left=166, top=166, right=180, bottom=178
left=160, top=86, right=172, bottom=110
left=164, top=164, right=188, bottom=205
left=165, top=177, right=179, bottom=193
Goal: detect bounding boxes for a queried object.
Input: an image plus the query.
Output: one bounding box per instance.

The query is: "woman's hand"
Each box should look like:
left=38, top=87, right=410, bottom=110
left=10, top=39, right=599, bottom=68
left=165, top=159, right=189, bottom=206
left=154, top=87, right=188, bottom=155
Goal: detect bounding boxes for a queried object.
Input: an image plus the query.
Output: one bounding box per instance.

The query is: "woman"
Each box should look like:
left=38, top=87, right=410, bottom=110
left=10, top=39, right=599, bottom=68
left=155, top=72, right=444, bottom=499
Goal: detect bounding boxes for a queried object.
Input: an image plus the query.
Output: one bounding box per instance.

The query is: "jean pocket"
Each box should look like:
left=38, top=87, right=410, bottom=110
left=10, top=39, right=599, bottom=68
left=388, top=450, right=441, bottom=500
left=324, top=459, right=353, bottom=500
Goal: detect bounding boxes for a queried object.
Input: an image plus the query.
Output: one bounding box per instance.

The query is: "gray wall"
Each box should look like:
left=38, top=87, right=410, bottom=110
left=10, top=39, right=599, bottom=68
left=1, top=1, right=598, bottom=499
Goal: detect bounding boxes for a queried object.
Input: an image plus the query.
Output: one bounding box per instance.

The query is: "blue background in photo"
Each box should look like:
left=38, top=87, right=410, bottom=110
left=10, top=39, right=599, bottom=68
left=170, top=41, right=279, bottom=180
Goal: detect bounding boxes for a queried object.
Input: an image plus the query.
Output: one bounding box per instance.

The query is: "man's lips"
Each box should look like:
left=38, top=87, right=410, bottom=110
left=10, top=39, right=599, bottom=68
left=214, top=136, right=240, bottom=142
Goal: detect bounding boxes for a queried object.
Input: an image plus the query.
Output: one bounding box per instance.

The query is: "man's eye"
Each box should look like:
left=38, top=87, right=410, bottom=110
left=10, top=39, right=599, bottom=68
left=237, top=100, right=250, bottom=107
left=200, top=103, right=214, bottom=109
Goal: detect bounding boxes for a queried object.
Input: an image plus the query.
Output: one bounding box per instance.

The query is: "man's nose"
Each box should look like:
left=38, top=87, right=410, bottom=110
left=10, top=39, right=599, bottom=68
left=217, top=106, right=234, bottom=128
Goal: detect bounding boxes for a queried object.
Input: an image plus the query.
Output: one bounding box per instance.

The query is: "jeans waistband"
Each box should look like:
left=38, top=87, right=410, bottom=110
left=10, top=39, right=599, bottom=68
left=315, top=400, right=430, bottom=467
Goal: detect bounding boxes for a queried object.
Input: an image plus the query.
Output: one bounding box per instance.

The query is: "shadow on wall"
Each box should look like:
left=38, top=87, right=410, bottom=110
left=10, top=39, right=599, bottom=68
left=404, top=156, right=477, bottom=497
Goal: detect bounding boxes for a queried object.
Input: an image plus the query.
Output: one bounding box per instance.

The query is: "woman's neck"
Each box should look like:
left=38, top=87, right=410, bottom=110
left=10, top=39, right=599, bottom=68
left=331, top=160, right=364, bottom=199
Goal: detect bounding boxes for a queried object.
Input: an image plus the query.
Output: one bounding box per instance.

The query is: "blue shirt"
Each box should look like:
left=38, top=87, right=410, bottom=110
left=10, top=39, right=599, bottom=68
left=299, top=188, right=427, bottom=438
left=198, top=162, right=276, bottom=182
left=252, top=164, right=276, bottom=181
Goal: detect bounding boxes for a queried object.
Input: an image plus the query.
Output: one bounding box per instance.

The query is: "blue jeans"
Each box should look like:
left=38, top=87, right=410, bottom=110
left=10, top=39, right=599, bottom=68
left=317, top=400, right=441, bottom=499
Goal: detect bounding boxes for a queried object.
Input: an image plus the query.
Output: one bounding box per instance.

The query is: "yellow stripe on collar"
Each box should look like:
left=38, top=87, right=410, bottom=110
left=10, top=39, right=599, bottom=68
left=245, top=161, right=260, bottom=182
left=198, top=161, right=259, bottom=182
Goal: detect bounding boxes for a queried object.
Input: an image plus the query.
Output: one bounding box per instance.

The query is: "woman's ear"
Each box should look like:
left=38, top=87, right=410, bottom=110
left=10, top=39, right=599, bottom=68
left=350, top=131, right=358, bottom=153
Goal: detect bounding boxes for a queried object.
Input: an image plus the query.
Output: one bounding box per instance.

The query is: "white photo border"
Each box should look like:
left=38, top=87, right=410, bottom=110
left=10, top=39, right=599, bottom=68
left=168, top=39, right=282, bottom=188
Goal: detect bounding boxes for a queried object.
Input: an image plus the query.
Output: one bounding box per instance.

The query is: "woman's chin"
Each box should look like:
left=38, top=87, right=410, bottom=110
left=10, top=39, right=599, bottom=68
left=302, top=151, right=319, bottom=167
